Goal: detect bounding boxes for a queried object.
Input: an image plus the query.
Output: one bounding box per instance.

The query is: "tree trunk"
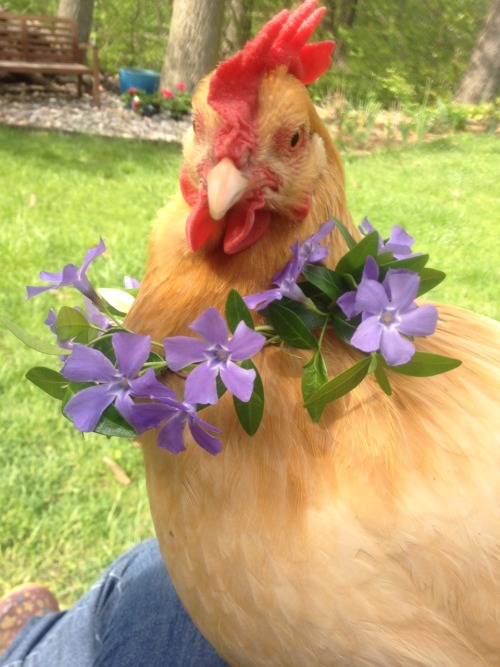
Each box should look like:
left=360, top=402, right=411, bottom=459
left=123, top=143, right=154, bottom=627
left=161, top=0, right=226, bottom=91
left=322, top=0, right=359, bottom=66
left=454, top=0, right=500, bottom=103
left=223, top=0, right=253, bottom=56
left=58, top=0, right=95, bottom=44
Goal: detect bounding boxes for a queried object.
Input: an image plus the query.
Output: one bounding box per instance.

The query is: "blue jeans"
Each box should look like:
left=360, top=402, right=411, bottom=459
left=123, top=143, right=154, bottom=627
left=1, top=539, right=229, bottom=666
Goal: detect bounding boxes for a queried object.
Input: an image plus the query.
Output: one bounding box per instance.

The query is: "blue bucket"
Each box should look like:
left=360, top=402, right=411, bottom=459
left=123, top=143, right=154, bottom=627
left=119, top=68, right=160, bottom=95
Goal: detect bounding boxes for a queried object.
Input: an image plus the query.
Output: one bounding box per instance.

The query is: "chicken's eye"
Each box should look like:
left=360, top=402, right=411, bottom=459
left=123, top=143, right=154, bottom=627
left=290, top=130, right=301, bottom=149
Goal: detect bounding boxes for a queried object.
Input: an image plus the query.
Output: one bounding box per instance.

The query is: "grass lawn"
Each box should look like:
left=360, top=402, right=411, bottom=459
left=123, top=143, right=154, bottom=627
left=0, top=125, right=498, bottom=607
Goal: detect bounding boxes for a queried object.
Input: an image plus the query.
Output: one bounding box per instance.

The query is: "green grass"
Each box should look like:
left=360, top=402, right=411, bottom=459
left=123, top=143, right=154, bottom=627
left=0, top=126, right=183, bottom=605
left=0, top=126, right=498, bottom=607
left=344, top=134, right=500, bottom=319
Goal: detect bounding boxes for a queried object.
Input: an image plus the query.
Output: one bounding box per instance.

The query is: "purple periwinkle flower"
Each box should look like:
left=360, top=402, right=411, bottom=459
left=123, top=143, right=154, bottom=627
left=164, top=307, right=265, bottom=405
left=131, top=399, right=222, bottom=455
left=244, top=220, right=333, bottom=311
left=27, top=238, right=106, bottom=306
left=338, top=261, right=438, bottom=366
left=360, top=218, right=418, bottom=259
left=62, top=332, right=162, bottom=432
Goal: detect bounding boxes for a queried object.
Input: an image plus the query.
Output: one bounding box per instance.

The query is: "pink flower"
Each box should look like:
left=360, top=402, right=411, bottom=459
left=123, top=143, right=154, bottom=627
left=128, top=87, right=138, bottom=95
left=161, top=89, right=174, bottom=99
left=176, top=82, right=187, bottom=91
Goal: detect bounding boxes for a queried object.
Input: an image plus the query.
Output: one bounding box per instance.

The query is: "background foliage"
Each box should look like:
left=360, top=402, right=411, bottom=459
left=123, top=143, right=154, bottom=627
left=2, top=0, right=492, bottom=104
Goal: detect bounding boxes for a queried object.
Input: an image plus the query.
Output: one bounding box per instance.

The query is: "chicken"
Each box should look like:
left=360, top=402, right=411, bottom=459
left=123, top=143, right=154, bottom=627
left=125, top=1, right=500, bottom=665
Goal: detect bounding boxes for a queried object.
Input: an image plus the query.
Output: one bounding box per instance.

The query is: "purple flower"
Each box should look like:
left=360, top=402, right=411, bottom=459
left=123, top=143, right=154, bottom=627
left=360, top=219, right=418, bottom=259
left=337, top=256, right=379, bottom=319
left=164, top=307, right=265, bottom=405
left=62, top=332, right=162, bottom=432
left=244, top=220, right=333, bottom=311
left=340, top=263, right=438, bottom=366
left=297, top=219, right=334, bottom=264
left=27, top=239, right=106, bottom=305
left=131, top=399, right=222, bottom=455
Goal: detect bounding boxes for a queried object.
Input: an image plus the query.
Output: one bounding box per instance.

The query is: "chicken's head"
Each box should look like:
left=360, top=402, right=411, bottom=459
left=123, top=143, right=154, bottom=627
left=180, top=0, right=335, bottom=255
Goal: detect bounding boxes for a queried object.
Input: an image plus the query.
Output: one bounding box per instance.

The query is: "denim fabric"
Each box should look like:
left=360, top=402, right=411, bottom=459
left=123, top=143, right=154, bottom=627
left=1, top=539, right=229, bottom=667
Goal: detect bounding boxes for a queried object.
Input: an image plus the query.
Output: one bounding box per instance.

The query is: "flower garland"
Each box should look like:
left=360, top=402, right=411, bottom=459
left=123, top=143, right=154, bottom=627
left=3, top=218, right=461, bottom=455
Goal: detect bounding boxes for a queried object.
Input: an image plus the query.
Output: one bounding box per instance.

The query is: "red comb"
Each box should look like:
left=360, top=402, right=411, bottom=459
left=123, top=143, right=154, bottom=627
left=207, top=0, right=334, bottom=163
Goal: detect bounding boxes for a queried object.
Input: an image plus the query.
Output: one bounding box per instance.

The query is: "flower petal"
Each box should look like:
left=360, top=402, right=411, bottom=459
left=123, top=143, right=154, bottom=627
left=337, top=290, right=358, bottom=319
left=115, top=391, right=135, bottom=425
left=184, top=363, right=218, bottom=405
left=220, top=361, right=256, bottom=402
left=379, top=327, right=415, bottom=366
left=362, top=256, right=380, bottom=281
left=189, top=307, right=228, bottom=345
left=164, top=336, right=207, bottom=371
left=227, top=322, right=265, bottom=361
left=243, top=289, right=283, bottom=311
left=158, top=414, right=187, bottom=454
left=384, top=270, right=420, bottom=311
left=350, top=316, right=383, bottom=353
left=355, top=279, right=388, bottom=315
left=80, top=238, right=106, bottom=274
left=130, top=369, right=177, bottom=401
left=113, top=332, right=151, bottom=379
left=398, top=304, right=438, bottom=337
left=188, top=417, right=223, bottom=455
left=386, top=225, right=414, bottom=253
left=130, top=401, right=180, bottom=434
left=62, top=344, right=116, bottom=383
left=63, top=384, right=116, bottom=432
left=26, top=285, right=53, bottom=299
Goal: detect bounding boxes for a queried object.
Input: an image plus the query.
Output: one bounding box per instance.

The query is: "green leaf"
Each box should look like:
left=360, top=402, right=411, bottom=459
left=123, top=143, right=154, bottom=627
left=301, top=265, right=346, bottom=301
left=278, top=296, right=326, bottom=330
left=330, top=309, right=359, bottom=344
left=417, top=268, right=446, bottom=296
left=265, top=302, right=318, bottom=350
left=389, top=351, right=461, bottom=377
left=93, top=403, right=137, bottom=438
left=373, top=359, right=392, bottom=396
left=304, top=356, right=371, bottom=409
left=333, top=218, right=357, bottom=250
left=225, top=289, right=254, bottom=333
left=302, top=350, right=329, bottom=422
left=335, top=231, right=379, bottom=275
left=55, top=306, right=91, bottom=342
left=377, top=254, right=429, bottom=273
left=26, top=367, right=69, bottom=399
left=0, top=312, right=69, bottom=356
left=233, top=360, right=264, bottom=436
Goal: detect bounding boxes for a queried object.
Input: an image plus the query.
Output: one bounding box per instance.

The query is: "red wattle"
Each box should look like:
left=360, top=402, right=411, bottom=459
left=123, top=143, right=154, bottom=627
left=223, top=201, right=271, bottom=254
left=186, top=198, right=220, bottom=252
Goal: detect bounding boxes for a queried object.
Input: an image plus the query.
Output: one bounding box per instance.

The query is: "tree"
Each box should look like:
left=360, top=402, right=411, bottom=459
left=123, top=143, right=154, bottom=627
left=161, top=0, right=226, bottom=91
left=454, top=0, right=500, bottom=103
left=223, top=0, right=254, bottom=56
left=321, top=0, right=359, bottom=66
left=57, top=0, right=95, bottom=44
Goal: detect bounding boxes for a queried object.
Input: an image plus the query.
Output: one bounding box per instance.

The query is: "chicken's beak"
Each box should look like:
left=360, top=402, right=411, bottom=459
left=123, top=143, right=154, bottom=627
left=206, top=158, right=249, bottom=221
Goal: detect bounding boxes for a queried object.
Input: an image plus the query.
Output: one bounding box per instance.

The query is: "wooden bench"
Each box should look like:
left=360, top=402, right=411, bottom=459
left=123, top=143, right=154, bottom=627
left=0, top=12, right=100, bottom=106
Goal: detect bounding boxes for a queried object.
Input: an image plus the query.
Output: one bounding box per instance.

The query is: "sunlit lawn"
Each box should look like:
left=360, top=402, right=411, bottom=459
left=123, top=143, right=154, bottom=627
left=0, top=125, right=498, bottom=606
